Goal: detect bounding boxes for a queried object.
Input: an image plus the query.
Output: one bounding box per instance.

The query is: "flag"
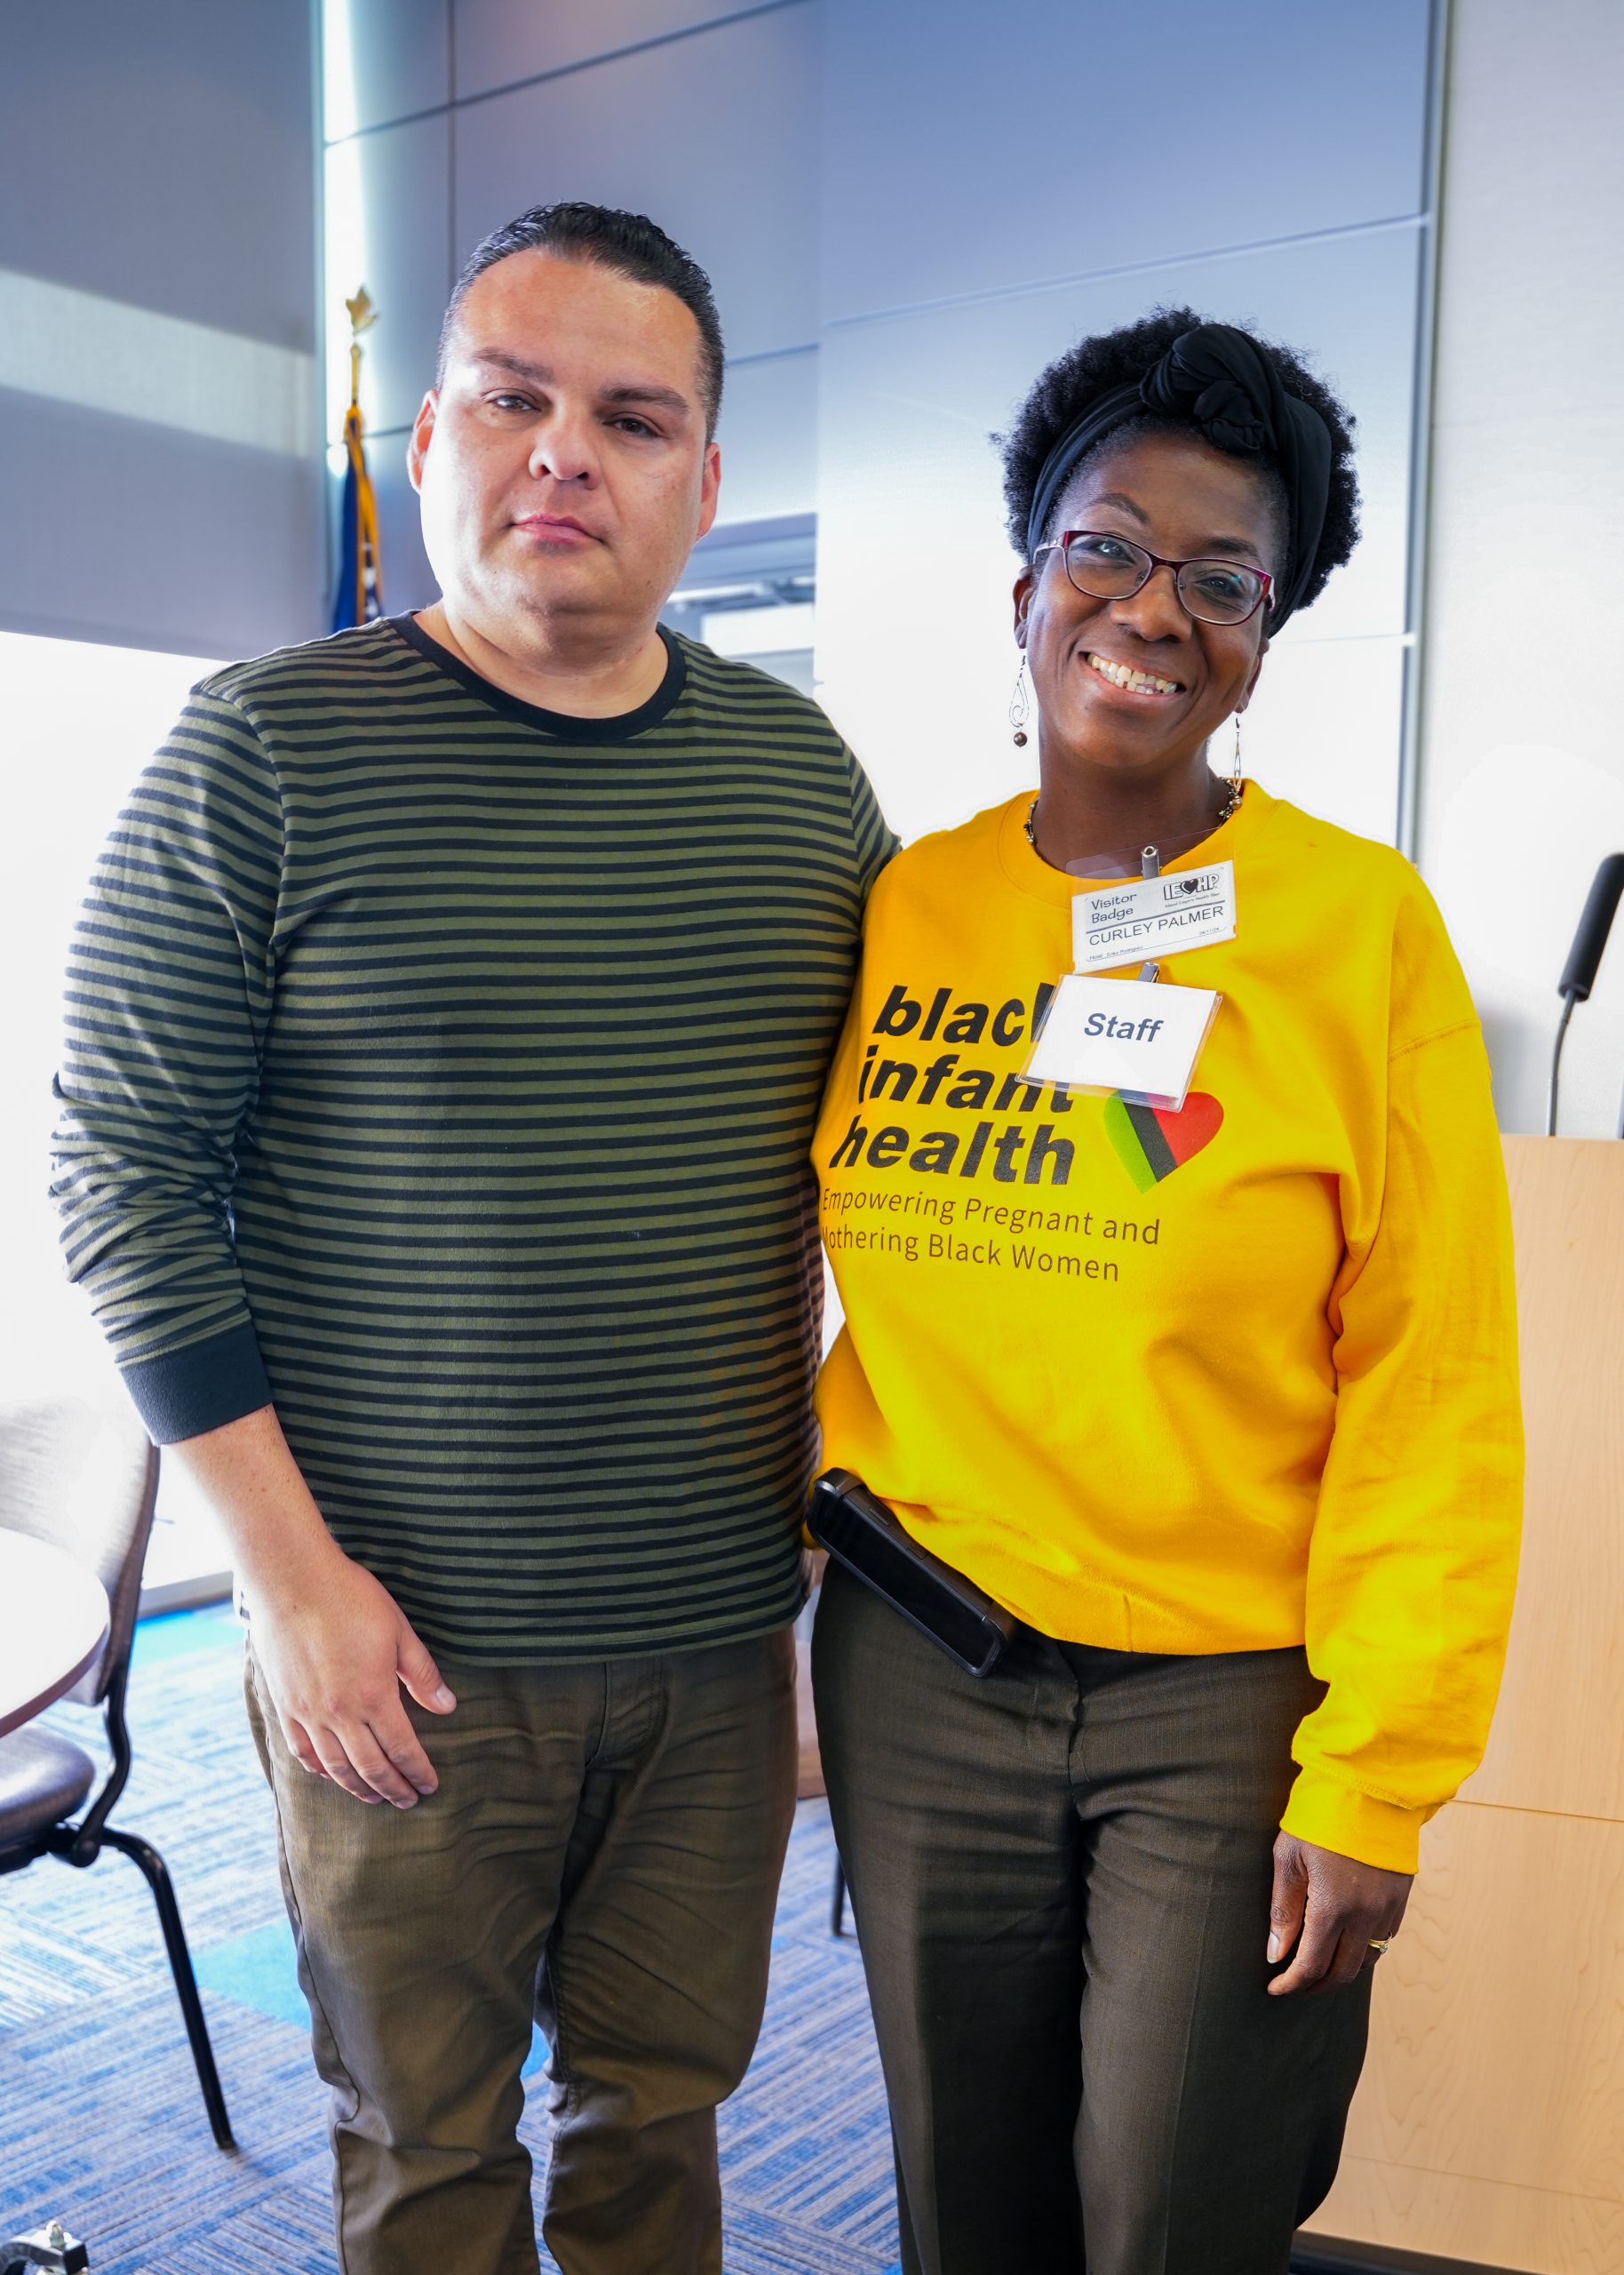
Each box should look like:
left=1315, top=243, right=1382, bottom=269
left=331, top=393, right=383, bottom=631
left=332, top=291, right=383, bottom=631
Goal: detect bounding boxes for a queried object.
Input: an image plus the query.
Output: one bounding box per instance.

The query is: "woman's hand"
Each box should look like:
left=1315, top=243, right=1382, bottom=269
left=1265, top=1832, right=1413, bottom=1996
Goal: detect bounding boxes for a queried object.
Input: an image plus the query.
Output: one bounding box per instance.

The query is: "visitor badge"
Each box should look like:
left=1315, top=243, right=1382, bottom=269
left=1022, top=976, right=1221, bottom=1112
left=1072, top=860, right=1236, bottom=974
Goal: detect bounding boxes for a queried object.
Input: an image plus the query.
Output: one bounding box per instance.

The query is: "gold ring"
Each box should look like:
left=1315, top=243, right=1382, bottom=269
left=1367, top=1938, right=1390, bottom=1953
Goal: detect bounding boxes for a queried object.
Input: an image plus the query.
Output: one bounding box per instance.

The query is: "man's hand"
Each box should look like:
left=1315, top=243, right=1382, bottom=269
left=249, top=1543, right=456, bottom=1807
left=1266, top=1832, right=1412, bottom=1995
left=172, top=1403, right=456, bottom=1808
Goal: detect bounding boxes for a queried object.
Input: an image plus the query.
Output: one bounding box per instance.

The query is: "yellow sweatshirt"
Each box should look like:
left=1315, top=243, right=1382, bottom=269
left=814, top=784, right=1523, bottom=1873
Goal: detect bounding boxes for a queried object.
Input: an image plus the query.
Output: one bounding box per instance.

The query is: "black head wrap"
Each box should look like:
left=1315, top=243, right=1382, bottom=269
left=1023, top=322, right=1333, bottom=632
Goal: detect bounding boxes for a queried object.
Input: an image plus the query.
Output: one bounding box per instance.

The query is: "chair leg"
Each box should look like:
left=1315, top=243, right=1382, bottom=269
left=0, top=2219, right=89, bottom=2272
left=99, top=1827, right=236, bottom=2151
left=830, top=1856, right=848, bottom=1937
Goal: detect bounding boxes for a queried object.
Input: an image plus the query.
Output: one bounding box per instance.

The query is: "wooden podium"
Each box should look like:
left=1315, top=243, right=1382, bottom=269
left=1299, top=1136, right=1624, bottom=2272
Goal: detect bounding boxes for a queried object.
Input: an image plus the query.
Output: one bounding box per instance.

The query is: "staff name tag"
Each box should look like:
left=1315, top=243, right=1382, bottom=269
left=1023, top=975, right=1221, bottom=1112
left=1072, top=860, right=1236, bottom=974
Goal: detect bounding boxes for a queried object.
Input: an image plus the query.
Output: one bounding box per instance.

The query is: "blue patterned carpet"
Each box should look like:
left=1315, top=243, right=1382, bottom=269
left=0, top=1608, right=901, bottom=2273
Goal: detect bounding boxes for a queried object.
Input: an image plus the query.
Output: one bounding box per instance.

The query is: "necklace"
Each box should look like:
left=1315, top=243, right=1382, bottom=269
left=1023, top=775, right=1243, bottom=862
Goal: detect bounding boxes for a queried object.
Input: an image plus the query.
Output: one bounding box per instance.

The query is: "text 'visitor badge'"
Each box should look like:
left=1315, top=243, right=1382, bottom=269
left=1023, top=976, right=1222, bottom=1112
left=1072, top=860, right=1236, bottom=975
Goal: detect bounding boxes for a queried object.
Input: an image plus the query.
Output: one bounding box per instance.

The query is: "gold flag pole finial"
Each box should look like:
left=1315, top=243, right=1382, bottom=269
left=345, top=286, right=377, bottom=409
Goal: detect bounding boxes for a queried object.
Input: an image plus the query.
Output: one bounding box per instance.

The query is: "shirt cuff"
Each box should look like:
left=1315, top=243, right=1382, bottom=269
left=1280, top=1770, right=1436, bottom=1874
left=118, top=1321, right=274, bottom=1445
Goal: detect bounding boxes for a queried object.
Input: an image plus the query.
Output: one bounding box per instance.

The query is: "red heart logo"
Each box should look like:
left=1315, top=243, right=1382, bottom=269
left=1104, top=1090, right=1224, bottom=1188
left=1155, top=1090, right=1223, bottom=1166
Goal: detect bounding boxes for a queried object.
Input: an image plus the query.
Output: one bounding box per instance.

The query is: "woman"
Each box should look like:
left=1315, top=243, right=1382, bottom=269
left=810, top=311, right=1522, bottom=2275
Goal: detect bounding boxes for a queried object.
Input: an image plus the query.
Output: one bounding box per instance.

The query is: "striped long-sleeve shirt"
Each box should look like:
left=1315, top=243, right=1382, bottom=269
left=52, top=617, right=895, bottom=1662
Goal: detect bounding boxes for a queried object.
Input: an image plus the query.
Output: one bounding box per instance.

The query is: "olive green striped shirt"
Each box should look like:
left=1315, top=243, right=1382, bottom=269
left=52, top=617, right=895, bottom=1661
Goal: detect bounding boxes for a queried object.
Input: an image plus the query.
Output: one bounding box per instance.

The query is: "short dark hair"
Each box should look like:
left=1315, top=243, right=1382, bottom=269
left=436, top=201, right=725, bottom=438
left=999, top=305, right=1360, bottom=615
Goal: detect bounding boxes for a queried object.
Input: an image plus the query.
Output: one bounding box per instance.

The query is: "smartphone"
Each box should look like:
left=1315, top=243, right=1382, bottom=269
left=808, top=1468, right=1016, bottom=1679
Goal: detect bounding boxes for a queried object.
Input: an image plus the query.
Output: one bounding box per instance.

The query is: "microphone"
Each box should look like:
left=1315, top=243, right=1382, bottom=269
left=1558, top=854, right=1624, bottom=1002
left=1548, top=853, right=1624, bottom=1136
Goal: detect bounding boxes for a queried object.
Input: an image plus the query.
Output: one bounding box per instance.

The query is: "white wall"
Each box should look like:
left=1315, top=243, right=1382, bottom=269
left=812, top=0, right=1438, bottom=850
left=0, top=3, right=323, bottom=659
left=0, top=634, right=220, bottom=1403
left=1418, top=0, right=1624, bottom=1137
left=0, top=629, right=237, bottom=1584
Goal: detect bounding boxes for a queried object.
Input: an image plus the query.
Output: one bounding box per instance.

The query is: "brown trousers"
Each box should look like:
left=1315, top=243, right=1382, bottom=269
left=246, top=1628, right=796, bottom=2275
left=813, top=1561, right=1373, bottom=2275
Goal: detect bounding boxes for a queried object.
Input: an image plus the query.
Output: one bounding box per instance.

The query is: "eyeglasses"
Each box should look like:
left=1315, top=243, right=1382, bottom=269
left=1033, top=530, right=1273, bottom=627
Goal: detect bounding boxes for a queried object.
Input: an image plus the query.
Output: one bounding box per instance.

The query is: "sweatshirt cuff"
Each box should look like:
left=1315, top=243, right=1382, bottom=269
left=119, top=1321, right=275, bottom=1445
left=1280, top=1770, right=1435, bottom=1874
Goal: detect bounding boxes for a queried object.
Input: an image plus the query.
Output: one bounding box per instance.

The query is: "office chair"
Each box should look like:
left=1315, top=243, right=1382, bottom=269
left=0, top=1401, right=235, bottom=2151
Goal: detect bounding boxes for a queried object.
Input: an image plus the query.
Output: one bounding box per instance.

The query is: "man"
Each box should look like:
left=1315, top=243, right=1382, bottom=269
left=52, top=203, right=893, bottom=2275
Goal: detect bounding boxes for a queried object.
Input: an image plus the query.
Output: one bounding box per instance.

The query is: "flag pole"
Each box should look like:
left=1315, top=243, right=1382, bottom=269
left=332, top=287, right=383, bottom=630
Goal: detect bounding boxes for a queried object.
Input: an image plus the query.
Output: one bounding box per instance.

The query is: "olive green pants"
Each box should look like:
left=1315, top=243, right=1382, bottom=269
left=246, top=1628, right=796, bottom=2275
left=813, top=1561, right=1373, bottom=2275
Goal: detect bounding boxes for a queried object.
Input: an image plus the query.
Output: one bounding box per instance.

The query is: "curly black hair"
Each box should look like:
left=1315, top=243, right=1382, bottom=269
left=999, top=306, right=1359, bottom=614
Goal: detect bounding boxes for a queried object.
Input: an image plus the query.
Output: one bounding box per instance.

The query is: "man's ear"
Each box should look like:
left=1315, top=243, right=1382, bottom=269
left=406, top=391, right=438, bottom=496
left=696, top=440, right=721, bottom=542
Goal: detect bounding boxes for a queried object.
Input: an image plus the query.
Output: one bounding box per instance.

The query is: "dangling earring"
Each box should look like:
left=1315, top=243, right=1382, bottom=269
left=1009, top=657, right=1031, bottom=747
left=1221, top=710, right=1245, bottom=818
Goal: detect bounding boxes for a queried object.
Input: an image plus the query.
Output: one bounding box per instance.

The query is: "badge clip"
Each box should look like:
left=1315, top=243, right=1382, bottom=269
left=1021, top=842, right=1223, bottom=1112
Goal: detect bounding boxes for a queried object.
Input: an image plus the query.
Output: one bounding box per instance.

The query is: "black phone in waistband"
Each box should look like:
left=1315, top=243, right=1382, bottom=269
left=808, top=1468, right=1016, bottom=1680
